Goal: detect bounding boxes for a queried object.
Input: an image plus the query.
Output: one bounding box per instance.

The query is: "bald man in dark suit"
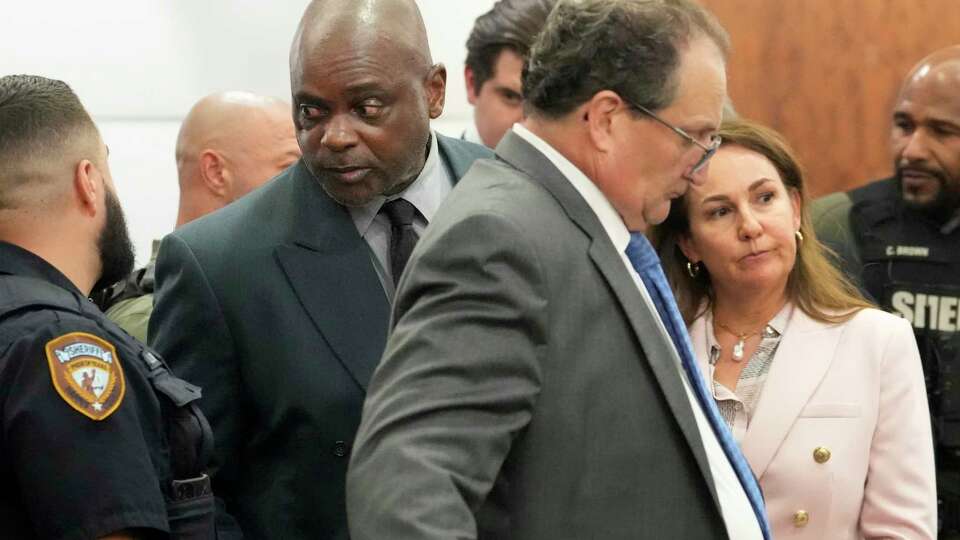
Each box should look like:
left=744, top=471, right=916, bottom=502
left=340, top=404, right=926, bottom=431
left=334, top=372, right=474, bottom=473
left=148, top=1, right=491, bottom=538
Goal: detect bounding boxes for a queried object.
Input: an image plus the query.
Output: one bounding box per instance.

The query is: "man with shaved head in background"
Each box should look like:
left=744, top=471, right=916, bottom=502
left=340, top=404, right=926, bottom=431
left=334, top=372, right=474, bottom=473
left=148, top=0, right=491, bottom=537
left=813, top=46, right=960, bottom=537
left=97, top=91, right=300, bottom=342
left=174, top=91, right=301, bottom=228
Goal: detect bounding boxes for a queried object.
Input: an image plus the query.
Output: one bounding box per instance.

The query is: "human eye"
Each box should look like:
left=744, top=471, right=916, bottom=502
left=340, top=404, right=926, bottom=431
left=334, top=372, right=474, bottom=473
left=355, top=98, right=386, bottom=120
left=931, top=121, right=960, bottom=138
left=758, top=191, right=775, bottom=204
left=892, top=115, right=914, bottom=135
left=298, top=103, right=326, bottom=125
left=707, top=205, right=729, bottom=219
left=500, top=89, right=523, bottom=107
left=692, top=129, right=716, bottom=146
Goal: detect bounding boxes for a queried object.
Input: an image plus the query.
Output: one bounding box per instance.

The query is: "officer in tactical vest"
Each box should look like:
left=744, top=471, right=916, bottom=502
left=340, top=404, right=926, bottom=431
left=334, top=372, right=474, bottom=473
left=813, top=46, right=960, bottom=538
left=0, top=74, right=224, bottom=539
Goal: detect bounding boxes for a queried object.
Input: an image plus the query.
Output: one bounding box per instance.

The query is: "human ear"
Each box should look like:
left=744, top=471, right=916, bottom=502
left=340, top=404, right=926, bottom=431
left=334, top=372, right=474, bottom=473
left=788, top=188, right=802, bottom=231
left=425, top=64, right=447, bottom=119
left=73, top=159, right=100, bottom=217
left=584, top=90, right=624, bottom=153
left=677, top=232, right=701, bottom=264
left=464, top=66, right=478, bottom=105
left=199, top=150, right=229, bottom=198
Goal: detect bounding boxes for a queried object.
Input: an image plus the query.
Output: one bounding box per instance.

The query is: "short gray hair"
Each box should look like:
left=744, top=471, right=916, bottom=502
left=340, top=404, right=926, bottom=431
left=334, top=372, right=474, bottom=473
left=523, top=0, right=729, bottom=118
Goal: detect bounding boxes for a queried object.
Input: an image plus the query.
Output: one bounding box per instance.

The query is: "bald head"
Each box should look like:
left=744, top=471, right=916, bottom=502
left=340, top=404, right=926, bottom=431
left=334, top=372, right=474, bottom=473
left=898, top=45, right=960, bottom=105
left=891, top=46, right=960, bottom=216
left=287, top=0, right=447, bottom=207
left=291, top=0, right=433, bottom=81
left=174, top=91, right=300, bottom=227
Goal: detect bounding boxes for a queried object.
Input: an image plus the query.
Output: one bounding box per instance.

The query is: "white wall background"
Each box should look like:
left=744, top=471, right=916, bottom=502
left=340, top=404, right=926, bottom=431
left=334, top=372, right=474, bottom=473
left=1, top=1, right=498, bottom=265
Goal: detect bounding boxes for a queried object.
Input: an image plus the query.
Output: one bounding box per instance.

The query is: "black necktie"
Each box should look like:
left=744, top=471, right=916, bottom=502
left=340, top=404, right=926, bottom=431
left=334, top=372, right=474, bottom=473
left=380, top=198, right=420, bottom=286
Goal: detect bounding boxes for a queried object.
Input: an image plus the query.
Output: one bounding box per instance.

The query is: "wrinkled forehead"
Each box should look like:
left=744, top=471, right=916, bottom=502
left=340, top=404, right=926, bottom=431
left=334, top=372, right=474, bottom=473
left=292, top=27, right=429, bottom=88
left=291, top=0, right=430, bottom=80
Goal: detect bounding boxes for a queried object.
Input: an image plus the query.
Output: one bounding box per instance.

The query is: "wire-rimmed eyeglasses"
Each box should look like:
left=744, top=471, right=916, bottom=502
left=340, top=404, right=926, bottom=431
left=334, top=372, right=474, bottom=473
left=627, top=101, right=722, bottom=175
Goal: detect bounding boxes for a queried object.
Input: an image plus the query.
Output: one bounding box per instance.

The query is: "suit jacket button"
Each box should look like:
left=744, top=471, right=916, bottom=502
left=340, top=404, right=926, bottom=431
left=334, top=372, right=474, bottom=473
left=813, top=446, right=831, bottom=463
left=333, top=440, right=349, bottom=458
left=793, top=510, right=809, bottom=527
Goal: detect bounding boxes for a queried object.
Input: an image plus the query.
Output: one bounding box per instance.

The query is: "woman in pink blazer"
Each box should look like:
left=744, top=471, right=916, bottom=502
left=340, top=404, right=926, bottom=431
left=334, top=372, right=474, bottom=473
left=653, top=119, right=936, bottom=539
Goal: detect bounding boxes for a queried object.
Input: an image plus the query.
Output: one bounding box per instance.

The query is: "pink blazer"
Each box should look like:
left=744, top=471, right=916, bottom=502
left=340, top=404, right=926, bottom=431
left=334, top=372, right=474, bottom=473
left=689, top=306, right=936, bottom=539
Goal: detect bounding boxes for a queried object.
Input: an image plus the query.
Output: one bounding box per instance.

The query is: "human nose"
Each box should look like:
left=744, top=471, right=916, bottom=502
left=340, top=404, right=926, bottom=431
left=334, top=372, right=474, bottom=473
left=684, top=159, right=710, bottom=186
left=899, top=128, right=932, bottom=164
left=738, top=208, right=762, bottom=240
left=321, top=115, right=359, bottom=152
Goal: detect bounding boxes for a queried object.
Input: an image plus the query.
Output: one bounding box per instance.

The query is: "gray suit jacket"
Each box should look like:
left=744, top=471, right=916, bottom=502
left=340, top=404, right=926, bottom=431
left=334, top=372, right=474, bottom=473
left=347, top=131, right=728, bottom=539
left=149, top=134, right=492, bottom=539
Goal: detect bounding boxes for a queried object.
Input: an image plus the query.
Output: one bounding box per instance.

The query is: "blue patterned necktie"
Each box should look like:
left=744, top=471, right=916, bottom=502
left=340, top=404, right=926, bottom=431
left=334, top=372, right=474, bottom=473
left=625, top=233, right=771, bottom=539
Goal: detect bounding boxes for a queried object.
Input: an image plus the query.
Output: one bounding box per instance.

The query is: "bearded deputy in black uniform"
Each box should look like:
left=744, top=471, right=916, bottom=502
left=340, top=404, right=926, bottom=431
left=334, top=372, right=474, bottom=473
left=813, top=46, right=960, bottom=538
left=0, top=75, right=221, bottom=539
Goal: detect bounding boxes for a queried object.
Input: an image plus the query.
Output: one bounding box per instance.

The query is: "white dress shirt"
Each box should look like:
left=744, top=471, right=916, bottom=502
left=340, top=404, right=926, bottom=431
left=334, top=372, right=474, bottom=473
left=348, top=132, right=453, bottom=298
left=461, top=122, right=486, bottom=147
left=513, top=124, right=763, bottom=540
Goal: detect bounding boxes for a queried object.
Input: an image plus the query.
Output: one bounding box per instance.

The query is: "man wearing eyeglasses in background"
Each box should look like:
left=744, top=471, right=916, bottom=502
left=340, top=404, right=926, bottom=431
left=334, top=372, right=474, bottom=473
left=346, top=0, right=770, bottom=538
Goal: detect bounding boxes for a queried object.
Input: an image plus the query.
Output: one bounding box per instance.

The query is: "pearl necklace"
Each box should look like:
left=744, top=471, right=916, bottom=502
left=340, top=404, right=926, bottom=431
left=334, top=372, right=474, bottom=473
left=714, top=320, right=764, bottom=361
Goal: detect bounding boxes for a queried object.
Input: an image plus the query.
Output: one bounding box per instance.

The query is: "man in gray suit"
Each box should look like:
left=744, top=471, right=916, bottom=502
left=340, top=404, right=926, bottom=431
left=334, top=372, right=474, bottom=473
left=148, top=0, right=491, bottom=538
left=347, top=0, right=768, bottom=538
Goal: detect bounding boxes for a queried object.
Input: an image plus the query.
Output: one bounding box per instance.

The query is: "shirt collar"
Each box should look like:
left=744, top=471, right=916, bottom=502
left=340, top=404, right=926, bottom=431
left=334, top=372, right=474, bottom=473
left=511, top=124, right=631, bottom=253
left=0, top=241, right=85, bottom=296
left=462, top=121, right=486, bottom=147
left=349, top=131, right=449, bottom=234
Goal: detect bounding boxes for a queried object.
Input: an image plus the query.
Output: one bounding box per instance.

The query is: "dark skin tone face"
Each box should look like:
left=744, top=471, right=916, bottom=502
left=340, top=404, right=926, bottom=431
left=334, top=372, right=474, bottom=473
left=891, top=57, right=960, bottom=219
left=291, top=8, right=446, bottom=207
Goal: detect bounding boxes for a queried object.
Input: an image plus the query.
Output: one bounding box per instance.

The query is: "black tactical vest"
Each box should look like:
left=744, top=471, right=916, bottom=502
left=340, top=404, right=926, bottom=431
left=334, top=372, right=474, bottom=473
left=850, top=179, right=960, bottom=456
left=0, top=274, right=218, bottom=539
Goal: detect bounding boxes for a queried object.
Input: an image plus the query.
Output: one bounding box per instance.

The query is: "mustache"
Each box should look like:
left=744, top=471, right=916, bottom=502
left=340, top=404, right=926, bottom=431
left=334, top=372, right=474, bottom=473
left=896, top=162, right=946, bottom=182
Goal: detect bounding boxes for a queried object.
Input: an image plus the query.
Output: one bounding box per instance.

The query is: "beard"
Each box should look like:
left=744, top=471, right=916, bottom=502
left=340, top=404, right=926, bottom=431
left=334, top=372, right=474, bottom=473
left=92, top=188, right=135, bottom=294
left=896, top=165, right=960, bottom=223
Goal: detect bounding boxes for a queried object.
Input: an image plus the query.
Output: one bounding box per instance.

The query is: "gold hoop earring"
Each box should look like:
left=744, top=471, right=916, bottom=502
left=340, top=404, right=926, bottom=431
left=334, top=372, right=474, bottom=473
left=686, top=261, right=701, bottom=278
left=795, top=230, right=804, bottom=244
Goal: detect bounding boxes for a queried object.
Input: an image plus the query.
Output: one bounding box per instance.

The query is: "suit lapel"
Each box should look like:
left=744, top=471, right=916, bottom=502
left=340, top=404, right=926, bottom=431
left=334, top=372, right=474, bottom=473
left=436, top=133, right=493, bottom=181
left=274, top=163, right=390, bottom=391
left=587, top=242, right=721, bottom=509
left=271, top=140, right=486, bottom=391
left=496, top=131, right=721, bottom=508
left=735, top=308, right=843, bottom=478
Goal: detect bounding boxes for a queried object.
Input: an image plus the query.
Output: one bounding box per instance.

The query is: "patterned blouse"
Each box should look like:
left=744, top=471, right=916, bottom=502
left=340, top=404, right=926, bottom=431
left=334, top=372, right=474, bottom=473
left=703, top=304, right=793, bottom=443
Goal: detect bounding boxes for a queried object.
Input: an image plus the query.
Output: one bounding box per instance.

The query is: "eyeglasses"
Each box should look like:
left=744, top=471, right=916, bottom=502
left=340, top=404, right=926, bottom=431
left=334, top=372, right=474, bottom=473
left=627, top=101, right=722, bottom=175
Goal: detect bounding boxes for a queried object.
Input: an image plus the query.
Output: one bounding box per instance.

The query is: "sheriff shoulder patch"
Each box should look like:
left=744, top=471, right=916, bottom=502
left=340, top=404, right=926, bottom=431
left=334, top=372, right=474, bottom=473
left=45, top=332, right=126, bottom=421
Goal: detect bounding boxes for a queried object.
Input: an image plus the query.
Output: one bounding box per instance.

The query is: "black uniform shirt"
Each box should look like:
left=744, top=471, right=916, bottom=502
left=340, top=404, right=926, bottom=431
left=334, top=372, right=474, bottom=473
left=0, top=242, right=170, bottom=539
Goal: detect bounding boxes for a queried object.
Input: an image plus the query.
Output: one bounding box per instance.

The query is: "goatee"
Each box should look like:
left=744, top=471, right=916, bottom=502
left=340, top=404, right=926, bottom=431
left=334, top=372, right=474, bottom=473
left=896, top=167, right=960, bottom=224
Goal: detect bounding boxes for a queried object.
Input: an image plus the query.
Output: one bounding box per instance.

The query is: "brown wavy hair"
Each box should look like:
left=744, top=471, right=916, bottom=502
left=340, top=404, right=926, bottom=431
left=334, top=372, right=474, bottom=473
left=650, top=118, right=872, bottom=324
